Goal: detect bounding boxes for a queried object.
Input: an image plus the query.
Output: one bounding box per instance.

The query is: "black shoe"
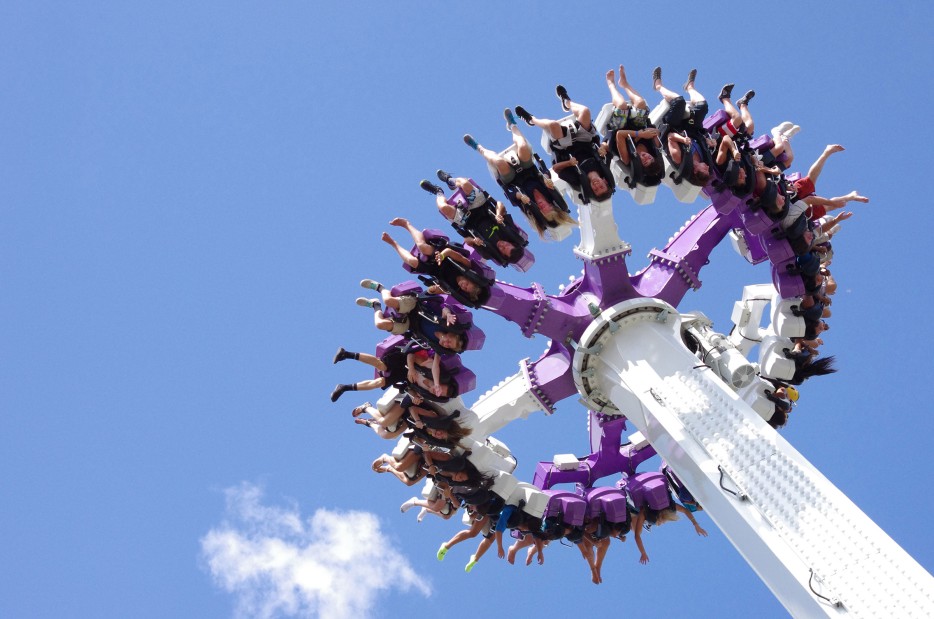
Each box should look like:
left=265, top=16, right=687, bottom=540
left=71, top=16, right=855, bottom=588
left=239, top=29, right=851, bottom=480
left=555, top=85, right=571, bottom=112
left=737, top=90, right=755, bottom=107
left=436, top=169, right=457, bottom=190
left=420, top=179, right=444, bottom=195
left=514, top=106, right=534, bottom=126
left=718, top=83, right=734, bottom=101
left=331, top=384, right=349, bottom=402
left=333, top=347, right=349, bottom=364
left=652, top=66, right=662, bottom=89
left=682, top=69, right=697, bottom=91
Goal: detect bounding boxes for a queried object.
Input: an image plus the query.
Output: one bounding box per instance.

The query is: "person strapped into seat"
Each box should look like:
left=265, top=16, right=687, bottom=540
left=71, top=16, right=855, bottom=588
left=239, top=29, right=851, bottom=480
left=652, top=67, right=716, bottom=189
left=355, top=280, right=483, bottom=356
left=513, top=85, right=616, bottom=204
left=420, top=173, right=533, bottom=271
left=464, top=112, right=576, bottom=240
left=600, top=64, right=665, bottom=189
left=380, top=218, right=495, bottom=308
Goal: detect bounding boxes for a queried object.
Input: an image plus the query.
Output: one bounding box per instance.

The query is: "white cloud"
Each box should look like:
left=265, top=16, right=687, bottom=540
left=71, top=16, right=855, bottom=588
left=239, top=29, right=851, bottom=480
left=201, top=482, right=431, bottom=619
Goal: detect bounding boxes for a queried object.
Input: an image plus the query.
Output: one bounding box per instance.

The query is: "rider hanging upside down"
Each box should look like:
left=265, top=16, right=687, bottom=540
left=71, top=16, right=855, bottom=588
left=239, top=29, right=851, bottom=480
left=653, top=67, right=715, bottom=188
left=419, top=174, right=531, bottom=269
left=513, top=85, right=616, bottom=203
left=464, top=111, right=576, bottom=240
left=380, top=218, right=494, bottom=308
left=602, top=65, right=665, bottom=187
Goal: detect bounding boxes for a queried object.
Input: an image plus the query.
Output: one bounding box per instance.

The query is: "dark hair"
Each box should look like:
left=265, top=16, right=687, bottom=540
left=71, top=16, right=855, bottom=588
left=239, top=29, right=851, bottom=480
left=790, top=355, right=837, bottom=385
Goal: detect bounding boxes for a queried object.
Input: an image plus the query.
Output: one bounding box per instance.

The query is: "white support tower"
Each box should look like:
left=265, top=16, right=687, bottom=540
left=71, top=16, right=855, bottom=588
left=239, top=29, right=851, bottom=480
left=570, top=298, right=934, bottom=618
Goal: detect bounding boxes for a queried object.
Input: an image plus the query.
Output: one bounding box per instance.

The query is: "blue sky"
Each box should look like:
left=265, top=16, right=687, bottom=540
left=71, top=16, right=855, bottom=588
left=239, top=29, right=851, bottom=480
left=2, top=2, right=933, bottom=617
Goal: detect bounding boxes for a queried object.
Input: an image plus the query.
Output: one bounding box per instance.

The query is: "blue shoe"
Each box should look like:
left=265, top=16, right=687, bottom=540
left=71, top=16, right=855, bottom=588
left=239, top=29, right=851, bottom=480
left=463, top=134, right=479, bottom=150
left=504, top=108, right=517, bottom=129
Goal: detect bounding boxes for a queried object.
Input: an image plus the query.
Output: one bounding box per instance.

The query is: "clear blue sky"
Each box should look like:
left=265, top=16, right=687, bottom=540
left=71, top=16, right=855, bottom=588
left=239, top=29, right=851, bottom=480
left=2, top=2, right=933, bottom=617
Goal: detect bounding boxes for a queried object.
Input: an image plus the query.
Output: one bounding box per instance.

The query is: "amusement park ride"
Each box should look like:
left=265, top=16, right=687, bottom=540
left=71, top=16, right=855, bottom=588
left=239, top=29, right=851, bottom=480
left=347, top=80, right=934, bottom=618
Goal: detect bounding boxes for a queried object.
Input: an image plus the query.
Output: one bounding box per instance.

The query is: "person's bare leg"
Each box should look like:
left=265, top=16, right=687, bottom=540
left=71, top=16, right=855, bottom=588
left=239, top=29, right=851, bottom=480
left=619, top=65, right=648, bottom=110
left=525, top=113, right=565, bottom=140
left=390, top=217, right=432, bottom=256
left=685, top=82, right=707, bottom=105
left=381, top=232, right=419, bottom=269
left=509, top=124, right=534, bottom=163
left=606, top=69, right=628, bottom=110
left=721, top=97, right=740, bottom=124
left=738, top=100, right=755, bottom=135
left=351, top=353, right=387, bottom=372
left=474, top=141, right=513, bottom=178
left=594, top=537, right=610, bottom=584
left=568, top=99, right=593, bottom=130
left=653, top=68, right=680, bottom=103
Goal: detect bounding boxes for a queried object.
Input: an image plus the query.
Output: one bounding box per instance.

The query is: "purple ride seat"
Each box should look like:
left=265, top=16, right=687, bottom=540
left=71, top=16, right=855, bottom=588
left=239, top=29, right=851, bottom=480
left=542, top=490, right=587, bottom=527
left=583, top=486, right=630, bottom=524
left=627, top=472, right=671, bottom=511
left=702, top=109, right=730, bottom=132
left=771, top=259, right=807, bottom=298
left=741, top=206, right=775, bottom=236
left=437, top=354, right=477, bottom=395
left=749, top=134, right=774, bottom=153
left=761, top=234, right=795, bottom=264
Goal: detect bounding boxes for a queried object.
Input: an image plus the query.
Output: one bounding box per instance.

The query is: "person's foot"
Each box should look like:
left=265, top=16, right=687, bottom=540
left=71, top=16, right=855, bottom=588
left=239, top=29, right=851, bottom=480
left=736, top=90, right=755, bottom=107
left=351, top=402, right=370, bottom=417
left=420, top=179, right=444, bottom=195
left=463, top=134, right=479, bottom=150
left=436, top=169, right=457, bottom=189
left=783, top=124, right=800, bottom=138
left=380, top=232, right=394, bottom=245
left=353, top=418, right=371, bottom=427
left=465, top=555, right=478, bottom=573
left=506, top=544, right=518, bottom=565
left=652, top=66, right=662, bottom=90
left=330, top=384, right=349, bottom=402
left=774, top=121, right=794, bottom=134
left=825, top=144, right=845, bottom=155
left=845, top=190, right=869, bottom=203
left=556, top=85, right=571, bottom=112
left=718, top=83, right=734, bottom=101
left=416, top=508, right=428, bottom=522
left=360, top=278, right=383, bottom=292
left=355, top=297, right=380, bottom=309
left=514, top=106, right=534, bottom=126
left=618, top=64, right=629, bottom=88
left=683, top=68, right=697, bottom=91
left=372, top=456, right=388, bottom=473
left=333, top=347, right=350, bottom=364
left=389, top=217, right=408, bottom=228
left=605, top=68, right=615, bottom=85
left=400, top=497, right=418, bottom=513
left=503, top=108, right=517, bottom=130
left=437, top=544, right=449, bottom=561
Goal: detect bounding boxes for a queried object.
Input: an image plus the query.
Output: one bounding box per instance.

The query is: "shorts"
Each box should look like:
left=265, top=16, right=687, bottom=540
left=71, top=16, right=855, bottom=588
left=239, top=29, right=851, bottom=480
left=793, top=177, right=816, bottom=200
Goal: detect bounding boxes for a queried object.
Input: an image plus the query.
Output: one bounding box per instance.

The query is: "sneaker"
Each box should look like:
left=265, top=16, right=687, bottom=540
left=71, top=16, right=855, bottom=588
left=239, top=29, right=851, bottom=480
left=420, top=179, right=444, bottom=195
left=463, top=134, right=479, bottom=150
left=718, top=83, right=734, bottom=101
left=783, top=124, right=801, bottom=138
left=330, top=384, right=349, bottom=402
left=555, top=85, right=571, bottom=112
left=400, top=498, right=418, bottom=513
left=360, top=278, right=383, bottom=292
left=514, top=106, right=534, bottom=126
left=333, top=347, right=348, bottom=364
left=737, top=90, right=755, bottom=107
left=503, top=108, right=517, bottom=129
left=437, top=544, right=448, bottom=561
left=355, top=297, right=380, bottom=309
left=652, top=66, right=662, bottom=89
left=436, top=169, right=457, bottom=190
